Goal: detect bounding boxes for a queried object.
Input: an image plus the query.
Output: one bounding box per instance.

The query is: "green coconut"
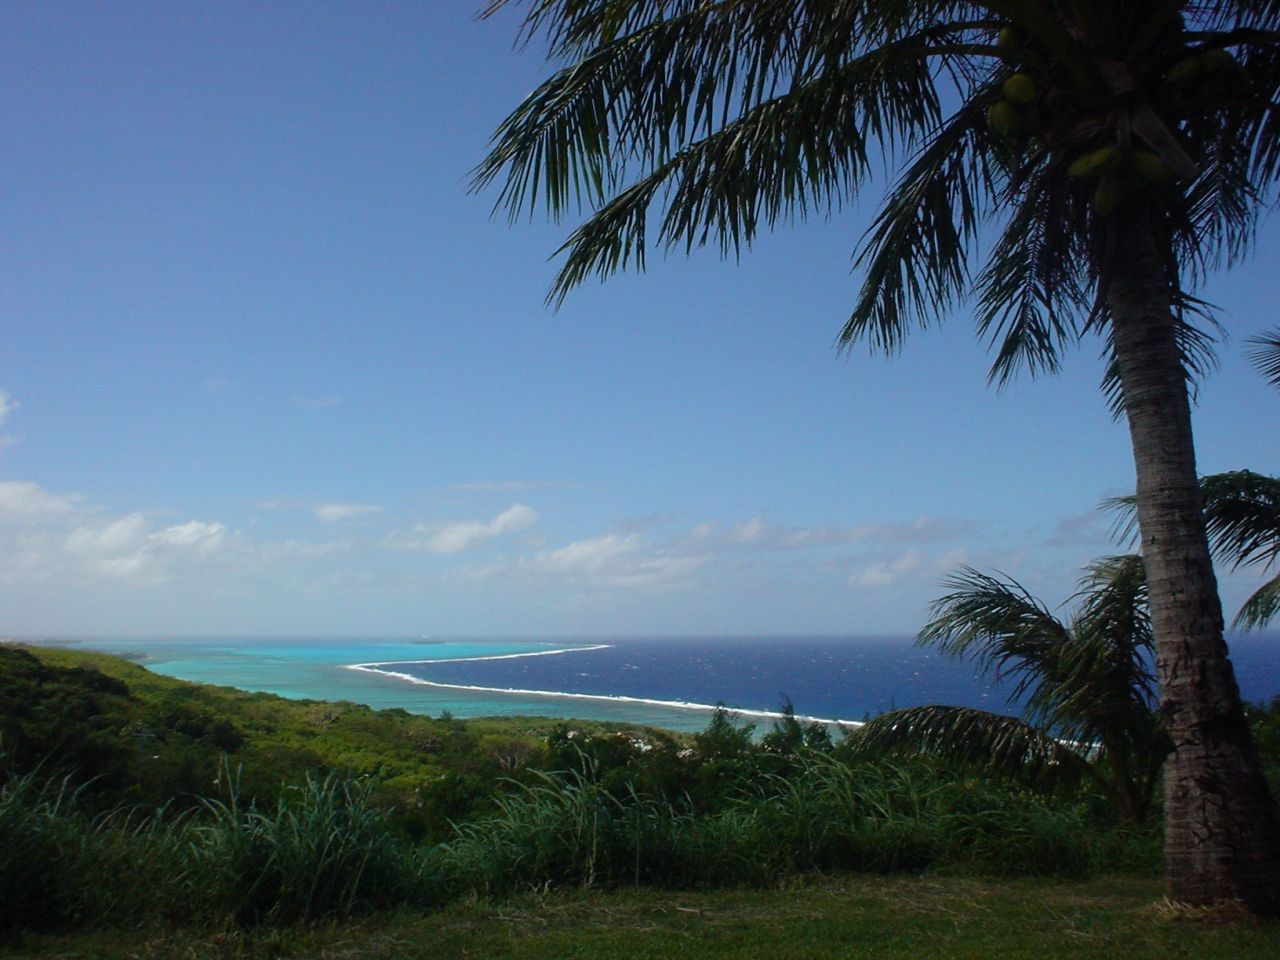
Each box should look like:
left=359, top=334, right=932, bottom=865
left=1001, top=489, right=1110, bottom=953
left=1201, top=48, right=1241, bottom=76
left=1067, top=146, right=1121, bottom=180
left=987, top=100, right=1023, bottom=138
left=1131, top=151, right=1174, bottom=183
left=1165, top=55, right=1203, bottom=88
left=1093, top=175, right=1126, bottom=216
left=996, top=26, right=1024, bottom=49
left=1002, top=73, right=1038, bottom=104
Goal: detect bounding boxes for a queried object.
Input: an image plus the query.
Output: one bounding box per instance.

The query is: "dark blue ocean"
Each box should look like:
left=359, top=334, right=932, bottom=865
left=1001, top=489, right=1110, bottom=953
left=370, top=637, right=1010, bottom=723
left=70, top=634, right=1280, bottom=733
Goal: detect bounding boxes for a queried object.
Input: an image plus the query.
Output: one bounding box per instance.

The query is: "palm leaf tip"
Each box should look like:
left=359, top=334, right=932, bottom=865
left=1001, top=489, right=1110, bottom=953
left=1233, top=575, right=1280, bottom=630
left=1247, top=329, right=1280, bottom=388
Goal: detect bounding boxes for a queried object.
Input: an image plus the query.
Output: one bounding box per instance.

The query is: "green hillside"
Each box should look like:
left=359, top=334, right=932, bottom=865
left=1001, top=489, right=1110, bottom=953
left=2, top=643, right=681, bottom=838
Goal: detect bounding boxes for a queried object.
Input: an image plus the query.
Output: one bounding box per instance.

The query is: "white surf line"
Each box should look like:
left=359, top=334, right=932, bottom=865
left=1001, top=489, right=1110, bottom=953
left=349, top=643, right=612, bottom=670
left=346, top=661, right=861, bottom=727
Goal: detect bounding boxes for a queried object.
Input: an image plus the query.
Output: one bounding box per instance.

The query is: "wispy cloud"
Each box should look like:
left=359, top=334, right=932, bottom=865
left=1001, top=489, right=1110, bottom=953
left=687, top=515, right=976, bottom=551
left=534, top=533, right=642, bottom=575
left=848, top=548, right=968, bottom=588
left=0, top=479, right=352, bottom=591
left=0, top=475, right=1132, bottom=633
left=315, top=503, right=383, bottom=523
left=0, top=389, right=19, bottom=448
left=0, top=481, right=79, bottom=520
left=1043, top=509, right=1117, bottom=548
left=293, top=395, right=342, bottom=409
left=456, top=512, right=983, bottom=597
left=452, top=481, right=580, bottom=492
left=529, top=533, right=702, bottom=588
left=387, top=504, right=539, bottom=553
left=467, top=531, right=703, bottom=592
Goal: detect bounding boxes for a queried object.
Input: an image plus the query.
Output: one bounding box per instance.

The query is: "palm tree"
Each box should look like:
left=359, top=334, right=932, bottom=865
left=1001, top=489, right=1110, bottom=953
left=850, top=556, right=1167, bottom=824
left=475, top=1, right=1280, bottom=909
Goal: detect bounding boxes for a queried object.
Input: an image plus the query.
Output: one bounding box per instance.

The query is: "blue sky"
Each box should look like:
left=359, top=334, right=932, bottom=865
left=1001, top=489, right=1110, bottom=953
left=0, top=1, right=1276, bottom=638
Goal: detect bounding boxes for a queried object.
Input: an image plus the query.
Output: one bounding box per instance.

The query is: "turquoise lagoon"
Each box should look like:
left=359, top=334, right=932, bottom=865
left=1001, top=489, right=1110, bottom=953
left=63, top=637, right=733, bottom=731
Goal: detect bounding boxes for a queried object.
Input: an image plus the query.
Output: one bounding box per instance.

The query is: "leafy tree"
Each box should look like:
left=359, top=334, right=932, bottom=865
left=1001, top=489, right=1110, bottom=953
left=0, top=646, right=134, bottom=789
left=850, top=556, right=1167, bottom=823
left=476, top=0, right=1280, bottom=909
left=1247, top=695, right=1280, bottom=796
left=759, top=698, right=834, bottom=758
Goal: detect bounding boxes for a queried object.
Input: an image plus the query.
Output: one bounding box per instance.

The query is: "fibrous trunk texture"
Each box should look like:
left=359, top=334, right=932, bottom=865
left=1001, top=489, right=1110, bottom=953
left=1107, top=215, right=1280, bottom=913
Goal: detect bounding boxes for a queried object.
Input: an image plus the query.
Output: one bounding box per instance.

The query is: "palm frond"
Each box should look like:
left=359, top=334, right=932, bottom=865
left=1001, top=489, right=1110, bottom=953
left=841, top=98, right=995, bottom=355
left=1070, top=555, right=1152, bottom=659
left=847, top=705, right=1098, bottom=794
left=974, top=151, right=1094, bottom=384
left=1102, top=470, right=1280, bottom=628
left=918, top=566, right=1072, bottom=707
left=1234, top=572, right=1280, bottom=628
left=1050, top=556, right=1159, bottom=743
left=1201, top=469, right=1280, bottom=569
left=1247, top=328, right=1280, bottom=387
left=1102, top=492, right=1141, bottom=548
left=1106, top=470, right=1280, bottom=566
left=543, top=53, right=913, bottom=300
left=477, top=1, right=1016, bottom=305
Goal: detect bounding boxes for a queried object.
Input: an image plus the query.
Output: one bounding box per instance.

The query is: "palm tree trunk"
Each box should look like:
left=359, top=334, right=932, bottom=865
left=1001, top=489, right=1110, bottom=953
left=1106, top=214, right=1280, bottom=912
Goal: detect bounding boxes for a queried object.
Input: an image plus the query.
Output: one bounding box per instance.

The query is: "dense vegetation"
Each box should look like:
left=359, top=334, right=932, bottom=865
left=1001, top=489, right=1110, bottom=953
left=2, top=643, right=1279, bottom=939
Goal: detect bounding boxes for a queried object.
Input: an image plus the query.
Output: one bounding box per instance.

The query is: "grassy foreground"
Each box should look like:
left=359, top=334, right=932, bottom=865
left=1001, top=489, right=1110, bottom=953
left=7, top=876, right=1277, bottom=960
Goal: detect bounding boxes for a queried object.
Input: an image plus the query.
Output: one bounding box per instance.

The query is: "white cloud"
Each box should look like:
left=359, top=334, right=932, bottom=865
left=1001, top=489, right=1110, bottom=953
left=0, top=479, right=357, bottom=600
left=534, top=533, right=643, bottom=575
left=849, top=549, right=967, bottom=588
left=149, top=520, right=228, bottom=553
left=541, top=537, right=701, bottom=588
left=466, top=532, right=703, bottom=591
left=0, top=481, right=79, bottom=520
left=65, top=514, right=148, bottom=556
left=388, top=504, right=539, bottom=553
left=315, top=503, right=383, bottom=523
left=64, top=515, right=230, bottom=581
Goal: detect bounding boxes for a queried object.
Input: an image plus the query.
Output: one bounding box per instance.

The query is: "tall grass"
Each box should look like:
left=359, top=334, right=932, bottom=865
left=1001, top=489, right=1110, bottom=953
left=191, top=773, right=439, bottom=925
left=438, top=755, right=1159, bottom=894
left=0, top=770, right=440, bottom=932
left=0, top=773, right=193, bottom=930
left=0, top=773, right=81, bottom=930
left=1, top=754, right=1157, bottom=934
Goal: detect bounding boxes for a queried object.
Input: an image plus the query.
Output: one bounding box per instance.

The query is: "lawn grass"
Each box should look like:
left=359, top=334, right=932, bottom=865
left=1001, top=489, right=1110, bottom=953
left=8, top=875, right=1277, bottom=960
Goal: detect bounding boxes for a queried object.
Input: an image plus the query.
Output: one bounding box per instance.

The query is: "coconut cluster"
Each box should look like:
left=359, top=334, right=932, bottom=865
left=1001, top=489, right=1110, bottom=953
left=984, top=18, right=1248, bottom=216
